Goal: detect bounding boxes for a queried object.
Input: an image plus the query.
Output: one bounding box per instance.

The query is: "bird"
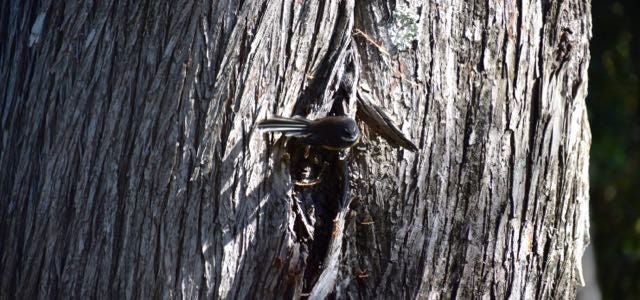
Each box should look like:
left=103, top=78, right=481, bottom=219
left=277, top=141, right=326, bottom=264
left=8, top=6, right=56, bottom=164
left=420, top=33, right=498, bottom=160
left=257, top=115, right=360, bottom=150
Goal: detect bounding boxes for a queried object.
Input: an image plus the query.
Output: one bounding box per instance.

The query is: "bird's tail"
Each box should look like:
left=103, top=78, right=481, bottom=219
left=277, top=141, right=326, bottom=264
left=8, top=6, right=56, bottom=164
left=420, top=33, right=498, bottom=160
left=257, top=116, right=311, bottom=137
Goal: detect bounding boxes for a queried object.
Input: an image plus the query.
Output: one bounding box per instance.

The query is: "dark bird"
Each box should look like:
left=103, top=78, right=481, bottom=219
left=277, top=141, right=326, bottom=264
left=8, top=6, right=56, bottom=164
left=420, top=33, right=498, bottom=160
left=258, top=115, right=360, bottom=150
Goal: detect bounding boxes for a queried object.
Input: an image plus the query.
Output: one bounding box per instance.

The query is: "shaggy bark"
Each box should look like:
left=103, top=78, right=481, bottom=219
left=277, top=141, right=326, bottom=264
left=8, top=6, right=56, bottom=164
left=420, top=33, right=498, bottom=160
left=0, top=0, right=591, bottom=299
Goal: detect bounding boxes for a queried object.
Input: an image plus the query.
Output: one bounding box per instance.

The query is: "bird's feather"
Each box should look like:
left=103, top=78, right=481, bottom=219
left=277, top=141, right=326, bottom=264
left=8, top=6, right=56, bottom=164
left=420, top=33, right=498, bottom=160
left=257, top=116, right=311, bottom=134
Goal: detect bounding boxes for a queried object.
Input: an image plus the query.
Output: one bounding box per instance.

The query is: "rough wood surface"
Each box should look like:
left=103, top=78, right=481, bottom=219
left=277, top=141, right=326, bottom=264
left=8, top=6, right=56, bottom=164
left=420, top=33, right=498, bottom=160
left=1, top=0, right=591, bottom=298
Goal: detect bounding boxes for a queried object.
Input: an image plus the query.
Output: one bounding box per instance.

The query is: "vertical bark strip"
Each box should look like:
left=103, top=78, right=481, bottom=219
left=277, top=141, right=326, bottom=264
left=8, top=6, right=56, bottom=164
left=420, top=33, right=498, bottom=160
left=348, top=1, right=591, bottom=298
left=1, top=0, right=591, bottom=298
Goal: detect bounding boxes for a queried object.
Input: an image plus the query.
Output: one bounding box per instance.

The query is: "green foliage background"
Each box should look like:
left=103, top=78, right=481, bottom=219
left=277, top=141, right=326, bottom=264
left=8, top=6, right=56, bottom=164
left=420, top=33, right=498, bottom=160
left=590, top=0, right=640, bottom=298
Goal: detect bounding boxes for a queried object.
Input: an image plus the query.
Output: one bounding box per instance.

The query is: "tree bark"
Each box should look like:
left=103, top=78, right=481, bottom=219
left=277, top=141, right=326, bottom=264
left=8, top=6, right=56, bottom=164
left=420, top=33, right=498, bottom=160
left=0, top=0, right=591, bottom=299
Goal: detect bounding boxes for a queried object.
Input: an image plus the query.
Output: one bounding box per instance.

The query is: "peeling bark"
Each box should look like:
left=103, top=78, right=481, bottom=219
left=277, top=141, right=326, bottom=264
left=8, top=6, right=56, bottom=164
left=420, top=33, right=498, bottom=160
left=1, top=0, right=591, bottom=298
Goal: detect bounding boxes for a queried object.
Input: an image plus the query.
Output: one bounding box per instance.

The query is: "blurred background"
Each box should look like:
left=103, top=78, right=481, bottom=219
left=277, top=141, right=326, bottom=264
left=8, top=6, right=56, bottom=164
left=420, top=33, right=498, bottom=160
left=589, top=0, right=640, bottom=299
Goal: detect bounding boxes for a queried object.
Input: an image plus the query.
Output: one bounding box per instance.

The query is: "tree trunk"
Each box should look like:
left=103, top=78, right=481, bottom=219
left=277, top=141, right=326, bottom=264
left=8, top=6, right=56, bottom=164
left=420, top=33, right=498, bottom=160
left=1, top=0, right=591, bottom=299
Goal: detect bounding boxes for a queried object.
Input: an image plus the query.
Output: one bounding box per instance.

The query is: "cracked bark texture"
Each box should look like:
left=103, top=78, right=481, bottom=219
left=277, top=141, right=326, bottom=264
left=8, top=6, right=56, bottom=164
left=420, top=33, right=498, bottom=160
left=0, top=0, right=591, bottom=299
